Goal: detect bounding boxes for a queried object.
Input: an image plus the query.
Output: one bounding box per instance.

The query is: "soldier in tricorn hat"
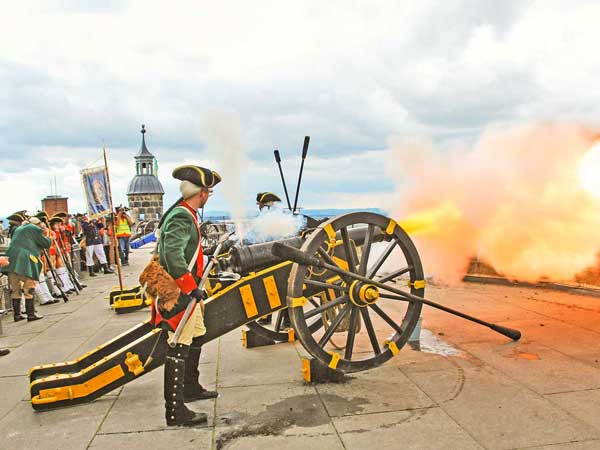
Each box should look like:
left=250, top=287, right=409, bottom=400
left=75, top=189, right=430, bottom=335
left=256, top=192, right=282, bottom=211
left=1, top=216, right=51, bottom=321
left=142, top=165, right=221, bottom=426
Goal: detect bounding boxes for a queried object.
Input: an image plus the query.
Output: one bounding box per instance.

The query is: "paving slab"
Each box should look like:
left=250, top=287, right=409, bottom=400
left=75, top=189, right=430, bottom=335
left=31, top=313, right=110, bottom=341
left=315, top=364, right=434, bottom=416
left=0, top=336, right=87, bottom=376
left=0, top=375, right=29, bottom=420
left=73, top=319, right=144, bottom=352
left=89, top=428, right=212, bottom=450
left=406, top=366, right=599, bottom=450
left=503, top=318, right=600, bottom=360
left=215, top=383, right=335, bottom=441
left=0, top=397, right=114, bottom=450
left=547, top=389, right=600, bottom=431
left=334, top=407, right=484, bottom=450
left=517, top=441, right=600, bottom=450
left=1, top=314, right=64, bottom=336
left=216, top=432, right=344, bottom=450
left=90, top=428, right=213, bottom=450
left=217, top=338, right=302, bottom=388
left=461, top=341, right=600, bottom=395
left=99, top=364, right=217, bottom=434
left=394, top=346, right=483, bottom=373
left=0, top=331, right=38, bottom=348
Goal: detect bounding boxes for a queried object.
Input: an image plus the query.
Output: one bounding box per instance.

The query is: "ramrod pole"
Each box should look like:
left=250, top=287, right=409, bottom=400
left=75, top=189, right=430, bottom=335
left=292, top=136, right=310, bottom=214
left=274, top=149, right=293, bottom=211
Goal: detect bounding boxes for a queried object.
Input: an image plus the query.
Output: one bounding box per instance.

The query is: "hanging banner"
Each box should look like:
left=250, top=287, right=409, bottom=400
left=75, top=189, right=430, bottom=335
left=81, top=166, right=111, bottom=219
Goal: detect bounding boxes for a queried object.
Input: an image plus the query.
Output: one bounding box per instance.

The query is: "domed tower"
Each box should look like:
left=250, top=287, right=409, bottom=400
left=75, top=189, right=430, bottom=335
left=127, top=125, right=165, bottom=222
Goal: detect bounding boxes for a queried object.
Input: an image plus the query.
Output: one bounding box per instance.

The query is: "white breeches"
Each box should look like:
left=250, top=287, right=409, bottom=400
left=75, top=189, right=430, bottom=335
left=36, top=273, right=54, bottom=304
left=85, top=244, right=107, bottom=266
left=56, top=266, right=75, bottom=291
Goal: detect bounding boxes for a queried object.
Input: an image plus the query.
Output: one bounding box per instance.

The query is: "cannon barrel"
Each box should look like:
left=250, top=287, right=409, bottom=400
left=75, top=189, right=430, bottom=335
left=229, top=225, right=384, bottom=275
left=230, top=237, right=304, bottom=274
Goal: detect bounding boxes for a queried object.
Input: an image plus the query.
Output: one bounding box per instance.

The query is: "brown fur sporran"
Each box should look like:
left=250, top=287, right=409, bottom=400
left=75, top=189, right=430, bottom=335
left=139, top=257, right=180, bottom=312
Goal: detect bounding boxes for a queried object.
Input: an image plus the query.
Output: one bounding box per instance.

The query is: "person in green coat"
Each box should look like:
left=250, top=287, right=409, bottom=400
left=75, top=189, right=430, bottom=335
left=151, top=165, right=221, bottom=427
left=3, top=216, right=51, bottom=321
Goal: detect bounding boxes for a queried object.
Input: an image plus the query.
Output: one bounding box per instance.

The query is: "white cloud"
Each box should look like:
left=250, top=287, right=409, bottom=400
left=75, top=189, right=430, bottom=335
left=2, top=0, right=600, bottom=216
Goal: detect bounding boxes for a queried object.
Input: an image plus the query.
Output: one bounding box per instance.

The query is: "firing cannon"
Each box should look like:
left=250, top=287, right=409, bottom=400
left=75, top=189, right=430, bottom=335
left=28, top=210, right=520, bottom=410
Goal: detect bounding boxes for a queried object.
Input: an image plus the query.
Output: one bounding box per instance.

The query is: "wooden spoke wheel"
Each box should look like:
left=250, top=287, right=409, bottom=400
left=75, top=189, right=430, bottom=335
left=287, top=212, right=425, bottom=373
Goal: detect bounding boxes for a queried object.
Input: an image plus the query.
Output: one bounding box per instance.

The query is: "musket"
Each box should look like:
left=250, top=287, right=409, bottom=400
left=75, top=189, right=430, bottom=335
left=42, top=248, right=69, bottom=303
left=53, top=234, right=80, bottom=295
left=52, top=226, right=80, bottom=291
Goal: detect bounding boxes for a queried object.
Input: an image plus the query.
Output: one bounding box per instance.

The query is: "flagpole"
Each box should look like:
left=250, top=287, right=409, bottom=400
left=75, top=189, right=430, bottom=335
left=103, top=146, right=124, bottom=292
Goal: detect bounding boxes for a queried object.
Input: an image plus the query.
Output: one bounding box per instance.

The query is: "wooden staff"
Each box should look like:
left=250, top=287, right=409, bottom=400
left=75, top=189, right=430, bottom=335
left=103, top=146, right=124, bottom=292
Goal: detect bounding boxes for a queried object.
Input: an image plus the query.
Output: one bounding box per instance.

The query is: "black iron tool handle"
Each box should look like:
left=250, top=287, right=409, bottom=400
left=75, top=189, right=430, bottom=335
left=272, top=243, right=521, bottom=342
left=292, top=136, right=310, bottom=214
left=274, top=149, right=293, bottom=211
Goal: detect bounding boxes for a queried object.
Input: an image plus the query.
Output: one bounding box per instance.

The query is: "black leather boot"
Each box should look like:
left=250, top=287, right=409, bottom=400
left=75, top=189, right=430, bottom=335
left=103, top=264, right=115, bottom=274
left=88, top=267, right=97, bottom=277
left=164, top=344, right=207, bottom=427
left=12, top=298, right=26, bottom=322
left=25, top=298, right=43, bottom=321
left=183, top=341, right=218, bottom=402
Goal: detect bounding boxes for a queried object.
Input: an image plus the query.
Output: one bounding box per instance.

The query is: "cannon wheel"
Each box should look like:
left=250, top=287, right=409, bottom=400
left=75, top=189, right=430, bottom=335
left=288, top=212, right=424, bottom=373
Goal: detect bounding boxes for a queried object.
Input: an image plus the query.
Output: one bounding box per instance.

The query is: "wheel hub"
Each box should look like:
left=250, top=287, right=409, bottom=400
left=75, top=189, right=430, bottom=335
left=349, top=280, right=380, bottom=307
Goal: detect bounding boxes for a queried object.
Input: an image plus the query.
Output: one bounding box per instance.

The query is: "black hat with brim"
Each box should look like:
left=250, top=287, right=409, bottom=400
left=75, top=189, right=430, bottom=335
left=35, top=211, right=49, bottom=225
left=7, top=213, right=26, bottom=223
left=49, top=216, right=64, bottom=225
left=173, top=165, right=222, bottom=189
left=256, top=192, right=282, bottom=204
left=54, top=211, right=68, bottom=219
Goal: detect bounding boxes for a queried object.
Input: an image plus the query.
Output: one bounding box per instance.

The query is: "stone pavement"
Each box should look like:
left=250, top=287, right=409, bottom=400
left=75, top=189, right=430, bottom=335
left=2, top=247, right=600, bottom=450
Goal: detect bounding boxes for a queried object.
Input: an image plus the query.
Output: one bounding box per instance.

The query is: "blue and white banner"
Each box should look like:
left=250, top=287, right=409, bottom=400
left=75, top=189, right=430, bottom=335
left=81, top=166, right=110, bottom=219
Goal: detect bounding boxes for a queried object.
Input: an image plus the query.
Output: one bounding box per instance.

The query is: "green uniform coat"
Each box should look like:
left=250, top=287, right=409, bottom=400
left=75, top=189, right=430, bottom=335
left=2, top=224, right=52, bottom=280
left=158, top=206, right=202, bottom=319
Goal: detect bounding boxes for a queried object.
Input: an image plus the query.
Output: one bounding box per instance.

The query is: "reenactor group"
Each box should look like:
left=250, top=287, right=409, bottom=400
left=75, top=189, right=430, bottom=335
left=0, top=212, right=88, bottom=320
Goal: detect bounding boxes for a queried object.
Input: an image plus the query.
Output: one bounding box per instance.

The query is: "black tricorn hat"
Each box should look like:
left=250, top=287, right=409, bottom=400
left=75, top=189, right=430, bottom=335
left=256, top=192, right=282, bottom=204
left=173, top=165, right=222, bottom=189
left=49, top=215, right=64, bottom=225
left=7, top=212, right=26, bottom=223
left=35, top=211, right=49, bottom=225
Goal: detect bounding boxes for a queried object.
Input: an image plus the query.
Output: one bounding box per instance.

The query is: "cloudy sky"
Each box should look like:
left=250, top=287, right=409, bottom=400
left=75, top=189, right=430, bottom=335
left=1, top=0, right=599, bottom=217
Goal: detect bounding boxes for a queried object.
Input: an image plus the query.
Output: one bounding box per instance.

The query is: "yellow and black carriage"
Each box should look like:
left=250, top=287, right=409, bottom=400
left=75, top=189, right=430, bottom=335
left=29, top=210, right=520, bottom=411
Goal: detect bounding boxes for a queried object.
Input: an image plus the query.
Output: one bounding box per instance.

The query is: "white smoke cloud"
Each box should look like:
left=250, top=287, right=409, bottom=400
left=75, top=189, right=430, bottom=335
left=243, top=206, right=304, bottom=244
left=200, top=110, right=247, bottom=238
